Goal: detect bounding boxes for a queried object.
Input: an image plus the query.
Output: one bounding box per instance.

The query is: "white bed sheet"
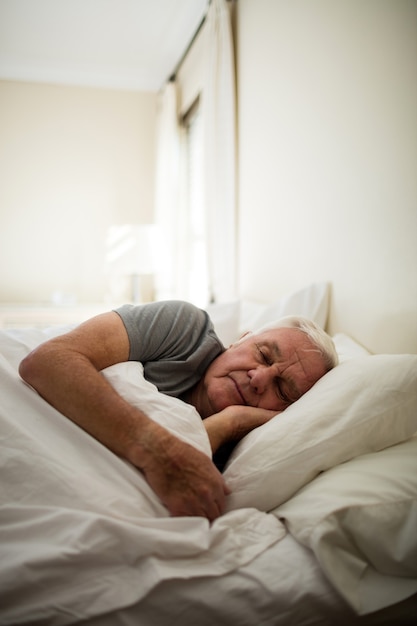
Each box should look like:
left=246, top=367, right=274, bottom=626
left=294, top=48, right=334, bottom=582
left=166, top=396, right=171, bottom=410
left=81, top=532, right=417, bottom=626
left=1, top=326, right=416, bottom=626
left=0, top=330, right=284, bottom=626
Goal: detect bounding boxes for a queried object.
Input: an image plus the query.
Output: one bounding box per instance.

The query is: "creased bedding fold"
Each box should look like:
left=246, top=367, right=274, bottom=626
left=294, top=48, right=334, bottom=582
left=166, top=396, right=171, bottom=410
left=0, top=332, right=285, bottom=626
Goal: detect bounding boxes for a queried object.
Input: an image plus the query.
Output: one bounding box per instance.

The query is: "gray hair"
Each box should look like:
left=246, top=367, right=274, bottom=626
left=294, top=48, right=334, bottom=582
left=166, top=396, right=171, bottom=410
left=253, top=315, right=339, bottom=371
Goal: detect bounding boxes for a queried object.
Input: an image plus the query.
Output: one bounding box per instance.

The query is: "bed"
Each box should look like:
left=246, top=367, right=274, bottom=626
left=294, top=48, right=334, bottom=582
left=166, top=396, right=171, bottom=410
left=1, top=283, right=416, bottom=626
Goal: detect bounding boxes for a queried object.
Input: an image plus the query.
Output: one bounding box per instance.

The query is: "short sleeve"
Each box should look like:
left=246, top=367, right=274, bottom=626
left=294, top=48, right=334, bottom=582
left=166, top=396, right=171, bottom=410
left=114, top=300, right=224, bottom=396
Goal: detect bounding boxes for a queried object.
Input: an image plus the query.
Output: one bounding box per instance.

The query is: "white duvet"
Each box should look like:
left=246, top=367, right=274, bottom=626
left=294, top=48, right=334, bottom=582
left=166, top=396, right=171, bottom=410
left=0, top=329, right=285, bottom=626
left=2, top=326, right=417, bottom=626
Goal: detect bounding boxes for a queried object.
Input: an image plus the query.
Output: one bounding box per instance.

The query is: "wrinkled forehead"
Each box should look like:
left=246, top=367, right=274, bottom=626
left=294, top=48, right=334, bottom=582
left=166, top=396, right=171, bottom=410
left=256, top=326, right=325, bottom=365
left=259, top=327, right=327, bottom=390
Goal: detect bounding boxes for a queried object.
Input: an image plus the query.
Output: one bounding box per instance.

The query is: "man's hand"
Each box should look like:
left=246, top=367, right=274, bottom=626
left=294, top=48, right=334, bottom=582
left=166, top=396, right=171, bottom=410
left=129, top=420, right=230, bottom=521
left=203, top=405, right=279, bottom=454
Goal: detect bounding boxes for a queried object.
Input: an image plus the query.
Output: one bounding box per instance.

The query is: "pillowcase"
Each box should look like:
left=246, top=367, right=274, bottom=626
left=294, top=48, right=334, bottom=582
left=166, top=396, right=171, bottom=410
left=275, top=436, right=417, bottom=615
left=205, top=300, right=240, bottom=346
left=332, top=332, right=371, bottom=361
left=239, top=281, right=330, bottom=334
left=206, top=282, right=330, bottom=346
left=223, top=354, right=417, bottom=513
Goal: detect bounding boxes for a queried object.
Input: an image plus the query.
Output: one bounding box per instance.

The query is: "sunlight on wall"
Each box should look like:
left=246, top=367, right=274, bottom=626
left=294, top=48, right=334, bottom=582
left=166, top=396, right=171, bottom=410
left=0, top=81, right=157, bottom=304
left=237, top=0, right=417, bottom=353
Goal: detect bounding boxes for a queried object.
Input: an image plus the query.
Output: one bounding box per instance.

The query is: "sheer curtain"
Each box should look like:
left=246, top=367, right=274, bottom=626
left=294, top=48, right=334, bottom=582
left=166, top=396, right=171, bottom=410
left=153, top=80, right=183, bottom=301
left=154, top=0, right=237, bottom=305
left=203, top=0, right=237, bottom=303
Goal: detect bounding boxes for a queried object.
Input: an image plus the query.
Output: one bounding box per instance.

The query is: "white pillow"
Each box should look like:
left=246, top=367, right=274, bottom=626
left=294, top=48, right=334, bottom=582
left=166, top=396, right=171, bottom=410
left=275, top=436, right=417, bottom=615
left=332, top=332, right=371, bottom=361
left=239, top=281, right=330, bottom=333
left=223, top=354, right=417, bottom=513
left=205, top=300, right=240, bottom=346
left=205, top=282, right=330, bottom=346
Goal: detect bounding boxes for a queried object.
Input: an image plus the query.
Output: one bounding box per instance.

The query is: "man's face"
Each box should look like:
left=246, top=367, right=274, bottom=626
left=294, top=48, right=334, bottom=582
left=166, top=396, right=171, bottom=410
left=199, top=327, right=328, bottom=417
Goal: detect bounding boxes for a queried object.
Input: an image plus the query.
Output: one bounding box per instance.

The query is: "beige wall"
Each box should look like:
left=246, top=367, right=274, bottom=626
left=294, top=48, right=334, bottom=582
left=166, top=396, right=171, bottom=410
left=236, top=0, right=417, bottom=353
left=0, top=80, right=157, bottom=304
left=1, top=1, right=416, bottom=352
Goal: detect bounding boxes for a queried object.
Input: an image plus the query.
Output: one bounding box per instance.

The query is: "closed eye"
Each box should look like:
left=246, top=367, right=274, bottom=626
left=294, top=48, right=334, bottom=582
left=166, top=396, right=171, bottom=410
left=256, top=344, right=272, bottom=365
left=274, top=377, right=291, bottom=404
left=257, top=344, right=290, bottom=403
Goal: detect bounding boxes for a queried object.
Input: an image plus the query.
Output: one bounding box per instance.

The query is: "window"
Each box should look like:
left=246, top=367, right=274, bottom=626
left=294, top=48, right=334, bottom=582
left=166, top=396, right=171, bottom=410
left=181, top=98, right=209, bottom=306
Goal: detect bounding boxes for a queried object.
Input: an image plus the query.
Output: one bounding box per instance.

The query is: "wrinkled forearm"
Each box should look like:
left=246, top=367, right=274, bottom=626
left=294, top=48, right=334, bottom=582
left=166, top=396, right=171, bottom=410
left=203, top=405, right=279, bottom=453
left=19, top=342, right=160, bottom=465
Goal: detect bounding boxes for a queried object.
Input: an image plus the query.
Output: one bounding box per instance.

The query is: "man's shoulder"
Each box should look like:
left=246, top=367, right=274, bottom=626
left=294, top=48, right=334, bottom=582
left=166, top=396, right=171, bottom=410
left=114, top=300, right=209, bottom=340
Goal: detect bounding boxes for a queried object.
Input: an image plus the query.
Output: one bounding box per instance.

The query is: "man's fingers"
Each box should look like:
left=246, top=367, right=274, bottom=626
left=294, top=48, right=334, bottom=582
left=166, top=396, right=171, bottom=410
left=142, top=433, right=231, bottom=522
left=166, top=478, right=229, bottom=521
left=168, top=498, right=220, bottom=521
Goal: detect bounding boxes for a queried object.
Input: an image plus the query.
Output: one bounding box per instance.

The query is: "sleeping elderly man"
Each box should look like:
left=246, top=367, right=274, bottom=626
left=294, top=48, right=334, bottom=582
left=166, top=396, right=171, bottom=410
left=19, top=300, right=338, bottom=521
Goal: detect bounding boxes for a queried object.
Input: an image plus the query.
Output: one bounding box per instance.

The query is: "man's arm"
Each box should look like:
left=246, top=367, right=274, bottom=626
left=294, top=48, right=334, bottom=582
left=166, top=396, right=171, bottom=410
left=203, top=405, right=279, bottom=454
left=19, top=312, right=229, bottom=521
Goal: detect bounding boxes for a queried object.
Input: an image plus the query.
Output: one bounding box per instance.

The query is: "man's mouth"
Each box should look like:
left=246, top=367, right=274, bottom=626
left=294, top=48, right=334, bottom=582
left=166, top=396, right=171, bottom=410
left=230, top=377, right=247, bottom=405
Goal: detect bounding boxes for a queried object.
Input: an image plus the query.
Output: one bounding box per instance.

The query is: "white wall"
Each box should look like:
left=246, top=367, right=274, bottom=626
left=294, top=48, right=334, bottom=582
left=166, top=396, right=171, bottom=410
left=0, top=81, right=157, bottom=304
left=236, top=0, right=417, bottom=353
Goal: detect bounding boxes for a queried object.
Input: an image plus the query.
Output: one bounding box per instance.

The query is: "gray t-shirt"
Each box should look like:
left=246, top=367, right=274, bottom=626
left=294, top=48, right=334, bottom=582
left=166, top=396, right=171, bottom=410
left=114, top=300, right=224, bottom=397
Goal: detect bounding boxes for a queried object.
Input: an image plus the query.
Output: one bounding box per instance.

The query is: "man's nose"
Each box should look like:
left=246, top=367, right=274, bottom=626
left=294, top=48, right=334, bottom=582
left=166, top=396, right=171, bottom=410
left=248, top=367, right=272, bottom=394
